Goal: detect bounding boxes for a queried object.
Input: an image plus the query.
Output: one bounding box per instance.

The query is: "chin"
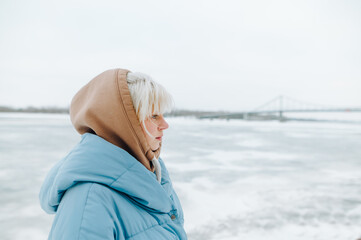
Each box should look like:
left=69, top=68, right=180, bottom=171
left=151, top=143, right=160, bottom=151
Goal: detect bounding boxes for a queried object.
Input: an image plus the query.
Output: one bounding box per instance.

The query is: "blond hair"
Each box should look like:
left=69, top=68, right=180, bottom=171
left=126, top=72, right=174, bottom=122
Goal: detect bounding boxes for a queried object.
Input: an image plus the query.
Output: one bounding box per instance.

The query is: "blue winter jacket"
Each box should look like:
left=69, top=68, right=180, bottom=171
left=39, top=133, right=187, bottom=240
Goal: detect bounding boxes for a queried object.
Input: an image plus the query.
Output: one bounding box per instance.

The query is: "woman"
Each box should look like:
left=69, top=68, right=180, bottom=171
left=39, top=69, right=187, bottom=240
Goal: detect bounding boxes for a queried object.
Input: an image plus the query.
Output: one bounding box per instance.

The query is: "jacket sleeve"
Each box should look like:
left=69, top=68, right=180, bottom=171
left=49, top=183, right=125, bottom=240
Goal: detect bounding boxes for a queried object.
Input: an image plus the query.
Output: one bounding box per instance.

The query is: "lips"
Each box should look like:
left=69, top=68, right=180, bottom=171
left=155, top=136, right=163, bottom=141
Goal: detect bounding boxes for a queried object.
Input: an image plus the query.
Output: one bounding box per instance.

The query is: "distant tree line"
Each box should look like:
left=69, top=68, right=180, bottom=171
left=0, top=105, right=230, bottom=117
left=0, top=106, right=69, bottom=114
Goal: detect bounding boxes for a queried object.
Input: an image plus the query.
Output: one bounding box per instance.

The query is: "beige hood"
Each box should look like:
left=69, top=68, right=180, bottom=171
left=69, top=68, right=160, bottom=172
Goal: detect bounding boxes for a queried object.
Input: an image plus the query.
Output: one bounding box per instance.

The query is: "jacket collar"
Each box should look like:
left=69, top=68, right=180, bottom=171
left=39, top=133, right=174, bottom=214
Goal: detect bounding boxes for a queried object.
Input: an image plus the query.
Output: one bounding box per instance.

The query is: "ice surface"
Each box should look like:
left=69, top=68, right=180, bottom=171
left=1, top=113, right=361, bottom=240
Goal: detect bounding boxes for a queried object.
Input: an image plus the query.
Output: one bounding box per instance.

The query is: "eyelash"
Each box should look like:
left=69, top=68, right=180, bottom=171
left=151, top=115, right=158, bottom=119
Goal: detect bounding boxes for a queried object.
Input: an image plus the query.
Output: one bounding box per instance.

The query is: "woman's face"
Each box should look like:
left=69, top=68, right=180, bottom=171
left=141, top=114, right=169, bottom=151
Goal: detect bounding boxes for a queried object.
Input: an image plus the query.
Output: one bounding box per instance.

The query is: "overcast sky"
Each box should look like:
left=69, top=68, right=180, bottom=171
left=0, top=0, right=360, bottom=111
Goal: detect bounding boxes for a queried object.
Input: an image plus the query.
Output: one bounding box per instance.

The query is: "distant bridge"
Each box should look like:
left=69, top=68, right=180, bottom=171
left=199, top=95, right=361, bottom=121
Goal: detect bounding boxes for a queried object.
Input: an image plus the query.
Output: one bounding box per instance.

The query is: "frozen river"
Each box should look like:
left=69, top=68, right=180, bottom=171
left=0, top=113, right=360, bottom=240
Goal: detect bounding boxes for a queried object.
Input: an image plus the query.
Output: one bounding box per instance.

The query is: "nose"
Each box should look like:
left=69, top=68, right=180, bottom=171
left=159, top=116, right=169, bottom=130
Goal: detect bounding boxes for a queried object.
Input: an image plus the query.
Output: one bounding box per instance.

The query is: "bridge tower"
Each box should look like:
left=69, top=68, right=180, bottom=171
left=279, top=95, right=283, bottom=120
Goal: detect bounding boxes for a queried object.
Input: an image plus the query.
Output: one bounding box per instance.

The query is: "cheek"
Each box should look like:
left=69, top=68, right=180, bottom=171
left=142, top=119, right=159, bottom=143
left=145, top=120, right=158, bottom=134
